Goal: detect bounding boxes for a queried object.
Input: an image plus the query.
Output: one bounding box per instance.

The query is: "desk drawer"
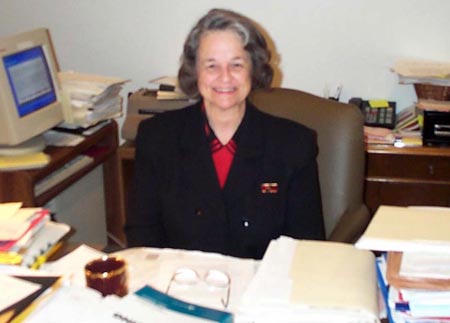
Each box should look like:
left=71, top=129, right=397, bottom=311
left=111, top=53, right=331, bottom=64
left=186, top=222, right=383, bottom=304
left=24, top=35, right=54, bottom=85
left=366, top=154, right=450, bottom=181
left=364, top=181, right=450, bottom=214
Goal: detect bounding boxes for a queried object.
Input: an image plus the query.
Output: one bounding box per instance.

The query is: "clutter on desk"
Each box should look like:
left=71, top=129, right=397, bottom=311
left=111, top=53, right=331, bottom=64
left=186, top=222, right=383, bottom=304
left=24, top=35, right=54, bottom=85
left=392, top=58, right=450, bottom=147
left=357, top=205, right=450, bottom=322
left=0, top=202, right=70, bottom=268
left=58, top=71, right=128, bottom=129
left=25, top=244, right=255, bottom=322
left=0, top=274, right=62, bottom=323
left=239, top=237, right=379, bottom=323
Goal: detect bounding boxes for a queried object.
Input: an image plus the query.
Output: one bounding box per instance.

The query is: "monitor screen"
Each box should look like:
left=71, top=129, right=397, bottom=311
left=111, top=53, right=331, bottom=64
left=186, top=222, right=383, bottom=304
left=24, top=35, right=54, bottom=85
left=3, top=46, right=57, bottom=117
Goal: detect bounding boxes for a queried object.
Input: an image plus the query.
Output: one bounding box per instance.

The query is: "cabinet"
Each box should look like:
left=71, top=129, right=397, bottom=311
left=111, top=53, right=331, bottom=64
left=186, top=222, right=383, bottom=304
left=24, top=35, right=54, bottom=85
left=0, top=121, right=120, bottom=243
left=364, top=144, right=450, bottom=214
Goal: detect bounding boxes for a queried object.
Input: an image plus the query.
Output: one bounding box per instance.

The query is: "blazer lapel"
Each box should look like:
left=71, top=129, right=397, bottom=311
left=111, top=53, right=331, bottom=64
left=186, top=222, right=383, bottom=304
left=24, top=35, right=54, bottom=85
left=179, top=104, right=225, bottom=211
left=223, top=105, right=264, bottom=206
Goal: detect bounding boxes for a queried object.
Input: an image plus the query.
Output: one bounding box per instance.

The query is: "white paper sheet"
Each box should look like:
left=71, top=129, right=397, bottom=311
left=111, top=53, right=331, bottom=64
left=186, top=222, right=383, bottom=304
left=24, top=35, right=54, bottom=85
left=0, top=274, right=41, bottom=312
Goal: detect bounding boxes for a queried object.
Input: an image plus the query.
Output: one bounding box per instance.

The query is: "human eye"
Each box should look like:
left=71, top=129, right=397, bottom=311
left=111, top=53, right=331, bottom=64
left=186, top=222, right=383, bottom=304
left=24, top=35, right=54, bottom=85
left=230, top=60, right=246, bottom=70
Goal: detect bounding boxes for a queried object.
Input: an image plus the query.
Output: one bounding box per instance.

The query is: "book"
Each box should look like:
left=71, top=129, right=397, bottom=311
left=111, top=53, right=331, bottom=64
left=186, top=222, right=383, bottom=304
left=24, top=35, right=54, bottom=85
left=0, top=152, right=50, bottom=171
left=394, top=104, right=423, bottom=132
left=0, top=207, right=50, bottom=252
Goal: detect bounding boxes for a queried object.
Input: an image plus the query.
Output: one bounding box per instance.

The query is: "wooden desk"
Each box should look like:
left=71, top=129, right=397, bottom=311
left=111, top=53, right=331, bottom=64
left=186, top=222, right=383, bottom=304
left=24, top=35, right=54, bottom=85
left=365, top=144, right=450, bottom=214
left=0, top=121, right=120, bottom=244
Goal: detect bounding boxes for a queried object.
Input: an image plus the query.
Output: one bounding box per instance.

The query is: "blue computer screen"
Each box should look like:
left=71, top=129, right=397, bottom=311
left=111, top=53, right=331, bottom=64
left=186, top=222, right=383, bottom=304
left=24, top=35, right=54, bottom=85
left=3, top=46, right=57, bottom=117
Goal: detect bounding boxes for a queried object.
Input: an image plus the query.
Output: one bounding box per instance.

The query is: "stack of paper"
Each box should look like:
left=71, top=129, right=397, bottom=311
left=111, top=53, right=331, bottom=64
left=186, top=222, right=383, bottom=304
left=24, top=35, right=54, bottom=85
left=238, top=237, right=379, bottom=323
left=357, top=205, right=450, bottom=322
left=392, top=58, right=450, bottom=86
left=58, top=71, right=128, bottom=128
left=364, top=126, right=395, bottom=145
left=0, top=202, right=70, bottom=268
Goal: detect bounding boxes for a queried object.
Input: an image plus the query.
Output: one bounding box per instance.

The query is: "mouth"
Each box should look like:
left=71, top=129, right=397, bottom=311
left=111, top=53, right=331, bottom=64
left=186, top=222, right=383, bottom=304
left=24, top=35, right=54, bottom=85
left=213, top=87, right=236, bottom=94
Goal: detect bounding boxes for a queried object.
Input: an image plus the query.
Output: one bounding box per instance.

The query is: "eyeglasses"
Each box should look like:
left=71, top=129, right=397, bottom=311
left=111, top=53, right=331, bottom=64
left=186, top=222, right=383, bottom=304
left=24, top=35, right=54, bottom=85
left=165, top=267, right=231, bottom=309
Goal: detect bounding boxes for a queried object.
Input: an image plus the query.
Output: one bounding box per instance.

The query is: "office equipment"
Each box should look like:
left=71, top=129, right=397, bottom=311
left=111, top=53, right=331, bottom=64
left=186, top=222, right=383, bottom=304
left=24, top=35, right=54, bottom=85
left=0, top=28, right=64, bottom=156
left=364, top=144, right=450, bottom=215
left=150, top=75, right=189, bottom=100
left=349, top=98, right=396, bottom=129
left=121, top=88, right=190, bottom=141
left=422, top=110, right=450, bottom=146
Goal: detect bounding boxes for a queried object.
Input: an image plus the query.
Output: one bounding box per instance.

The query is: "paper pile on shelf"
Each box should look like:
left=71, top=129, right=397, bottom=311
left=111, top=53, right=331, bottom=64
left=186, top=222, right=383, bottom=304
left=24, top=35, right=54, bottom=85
left=58, top=71, right=128, bottom=128
left=377, top=253, right=450, bottom=323
left=0, top=202, right=70, bottom=268
left=357, top=205, right=450, bottom=322
left=238, top=237, right=380, bottom=323
left=392, top=58, right=450, bottom=86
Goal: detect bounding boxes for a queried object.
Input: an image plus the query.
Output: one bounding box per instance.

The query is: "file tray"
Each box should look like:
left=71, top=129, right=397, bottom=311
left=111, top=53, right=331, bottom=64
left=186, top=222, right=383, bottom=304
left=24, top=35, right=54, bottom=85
left=386, top=252, right=450, bottom=290
left=122, top=89, right=189, bottom=141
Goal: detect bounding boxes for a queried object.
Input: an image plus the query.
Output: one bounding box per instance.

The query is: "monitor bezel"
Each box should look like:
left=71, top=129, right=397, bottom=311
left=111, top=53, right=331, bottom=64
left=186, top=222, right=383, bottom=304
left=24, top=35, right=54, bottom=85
left=0, top=28, right=63, bottom=147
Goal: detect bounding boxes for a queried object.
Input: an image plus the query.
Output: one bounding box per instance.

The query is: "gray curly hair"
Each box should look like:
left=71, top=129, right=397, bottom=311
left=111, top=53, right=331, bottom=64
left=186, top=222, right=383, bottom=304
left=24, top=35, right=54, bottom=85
left=178, top=8, right=274, bottom=98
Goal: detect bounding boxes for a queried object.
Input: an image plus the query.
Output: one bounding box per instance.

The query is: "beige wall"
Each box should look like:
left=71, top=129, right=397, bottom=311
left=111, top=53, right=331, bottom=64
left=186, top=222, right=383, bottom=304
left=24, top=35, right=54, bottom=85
left=2, top=0, right=449, bottom=121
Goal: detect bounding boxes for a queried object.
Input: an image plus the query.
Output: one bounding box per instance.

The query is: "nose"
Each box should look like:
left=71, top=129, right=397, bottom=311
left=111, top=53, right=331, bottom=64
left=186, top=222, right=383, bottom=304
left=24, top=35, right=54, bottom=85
left=219, top=66, right=232, bottom=82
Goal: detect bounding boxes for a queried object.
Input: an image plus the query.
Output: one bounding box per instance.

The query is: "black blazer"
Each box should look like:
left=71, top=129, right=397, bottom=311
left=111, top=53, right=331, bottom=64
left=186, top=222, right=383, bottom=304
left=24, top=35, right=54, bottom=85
left=125, top=101, right=325, bottom=259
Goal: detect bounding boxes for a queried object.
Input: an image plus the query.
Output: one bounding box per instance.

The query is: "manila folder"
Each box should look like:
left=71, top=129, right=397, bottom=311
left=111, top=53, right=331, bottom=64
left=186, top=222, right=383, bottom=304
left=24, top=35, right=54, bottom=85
left=290, top=240, right=378, bottom=319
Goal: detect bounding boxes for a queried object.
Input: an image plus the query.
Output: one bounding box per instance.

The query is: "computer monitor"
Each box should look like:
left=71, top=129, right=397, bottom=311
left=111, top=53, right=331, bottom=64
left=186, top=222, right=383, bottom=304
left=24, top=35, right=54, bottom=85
left=0, top=28, right=64, bottom=156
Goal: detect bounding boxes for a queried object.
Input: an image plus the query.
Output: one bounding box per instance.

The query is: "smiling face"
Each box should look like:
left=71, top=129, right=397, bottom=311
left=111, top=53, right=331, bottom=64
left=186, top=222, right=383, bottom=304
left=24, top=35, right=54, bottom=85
left=196, top=30, right=252, bottom=114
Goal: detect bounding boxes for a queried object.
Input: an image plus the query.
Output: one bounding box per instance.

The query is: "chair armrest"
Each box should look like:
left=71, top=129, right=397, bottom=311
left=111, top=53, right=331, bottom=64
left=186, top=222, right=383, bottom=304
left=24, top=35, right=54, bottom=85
left=327, top=204, right=371, bottom=243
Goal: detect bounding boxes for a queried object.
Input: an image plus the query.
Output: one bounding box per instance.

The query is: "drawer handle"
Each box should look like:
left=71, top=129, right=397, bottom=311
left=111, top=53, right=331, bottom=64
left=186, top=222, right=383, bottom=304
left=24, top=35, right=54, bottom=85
left=428, top=164, right=435, bottom=175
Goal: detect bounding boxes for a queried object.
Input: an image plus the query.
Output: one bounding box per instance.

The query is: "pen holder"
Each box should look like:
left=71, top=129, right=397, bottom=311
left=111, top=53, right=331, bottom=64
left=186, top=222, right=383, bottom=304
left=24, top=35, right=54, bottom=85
left=85, top=256, right=128, bottom=297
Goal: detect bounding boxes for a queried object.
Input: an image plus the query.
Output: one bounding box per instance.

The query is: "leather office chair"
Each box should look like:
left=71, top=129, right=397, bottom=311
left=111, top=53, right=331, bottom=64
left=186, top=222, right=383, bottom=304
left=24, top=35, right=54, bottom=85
left=249, top=87, right=371, bottom=242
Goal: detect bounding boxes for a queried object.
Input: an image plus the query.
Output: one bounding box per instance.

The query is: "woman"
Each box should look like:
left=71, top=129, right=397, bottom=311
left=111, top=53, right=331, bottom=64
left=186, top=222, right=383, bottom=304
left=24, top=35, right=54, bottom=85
left=125, top=8, right=325, bottom=259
